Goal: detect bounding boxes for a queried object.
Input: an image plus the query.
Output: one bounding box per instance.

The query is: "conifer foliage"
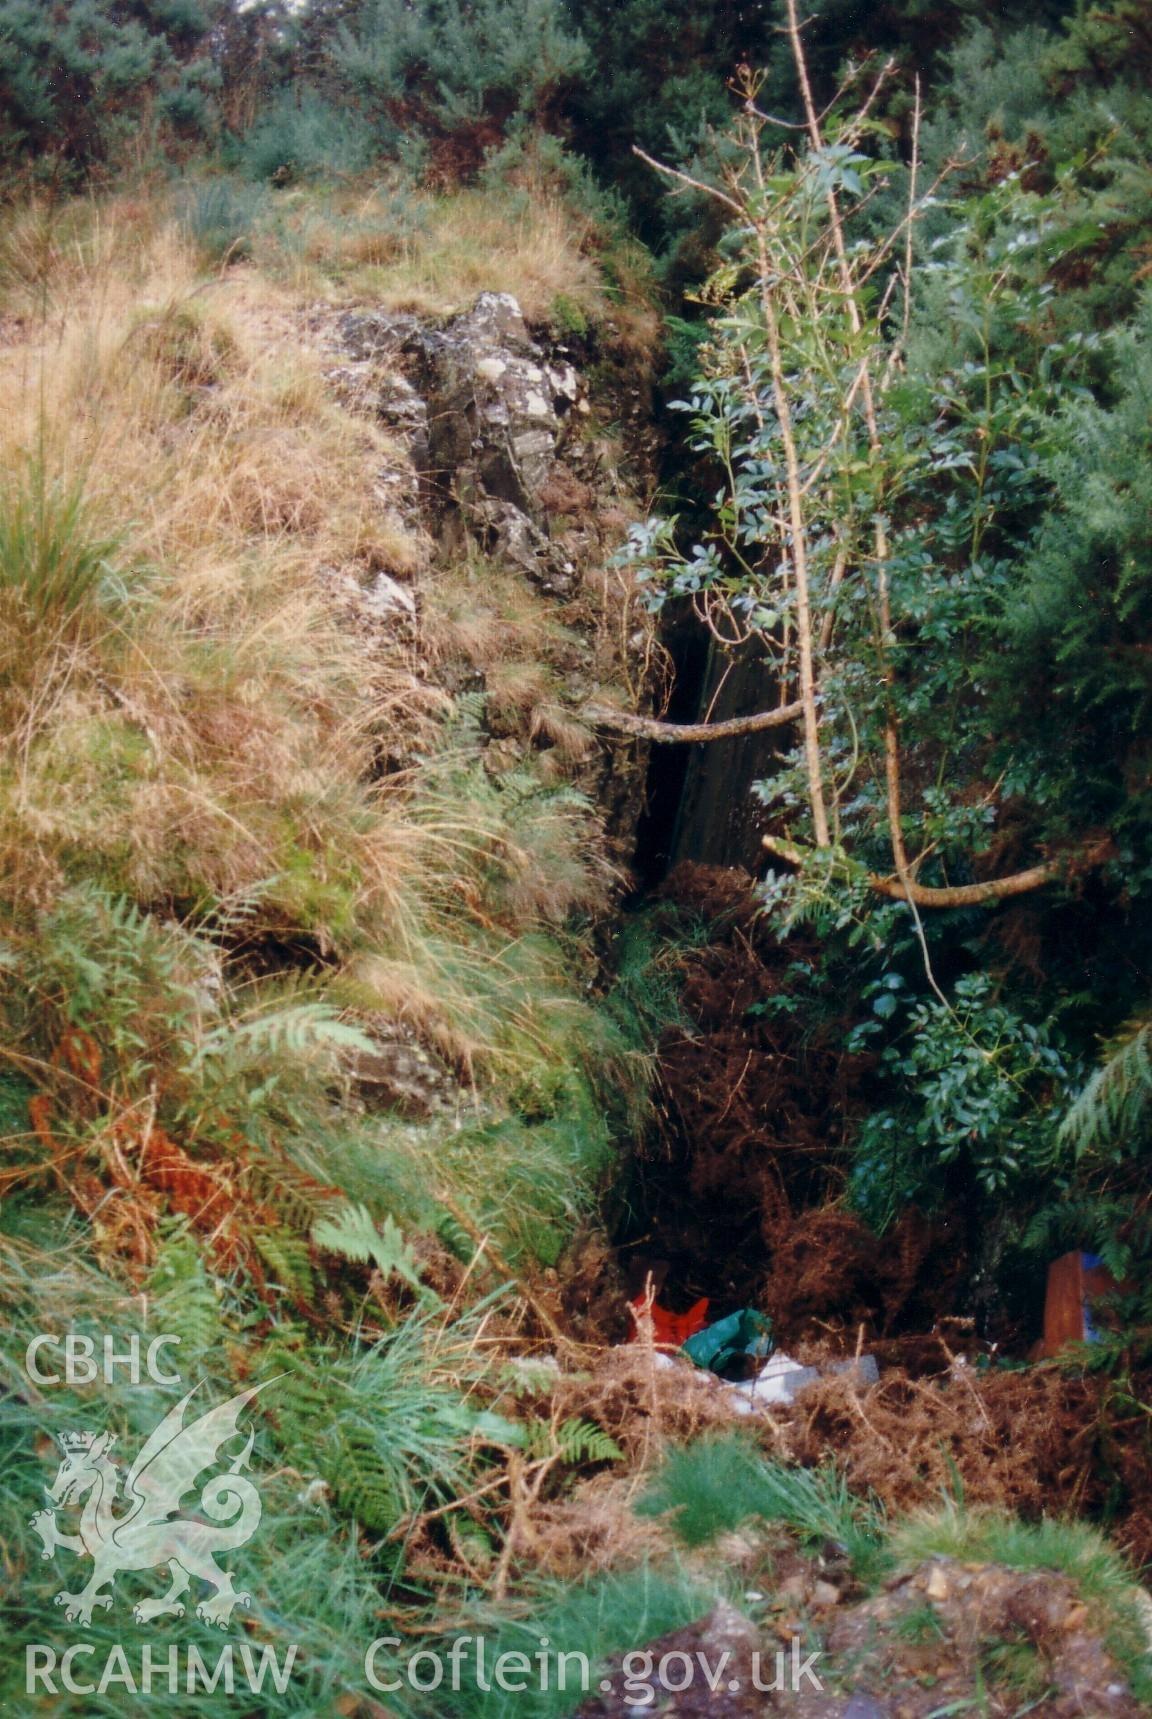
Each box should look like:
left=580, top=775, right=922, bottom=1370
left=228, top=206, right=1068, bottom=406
left=0, top=0, right=245, bottom=167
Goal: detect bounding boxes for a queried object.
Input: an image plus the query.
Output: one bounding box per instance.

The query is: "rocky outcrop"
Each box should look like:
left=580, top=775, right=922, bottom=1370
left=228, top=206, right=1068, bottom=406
left=336, top=291, right=585, bottom=592
left=314, top=290, right=660, bottom=861
left=346, top=1031, right=457, bottom=1119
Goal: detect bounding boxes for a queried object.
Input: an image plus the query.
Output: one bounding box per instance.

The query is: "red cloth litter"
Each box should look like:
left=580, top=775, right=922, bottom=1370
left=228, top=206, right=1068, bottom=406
left=628, top=1296, right=710, bottom=1348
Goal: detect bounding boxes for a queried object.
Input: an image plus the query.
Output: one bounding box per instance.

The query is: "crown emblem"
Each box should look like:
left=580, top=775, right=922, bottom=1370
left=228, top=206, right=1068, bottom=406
left=60, top=1431, right=100, bottom=1451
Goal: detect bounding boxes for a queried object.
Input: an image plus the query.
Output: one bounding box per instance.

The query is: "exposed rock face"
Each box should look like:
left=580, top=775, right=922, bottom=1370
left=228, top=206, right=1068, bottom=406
left=303, top=289, right=661, bottom=1119
left=315, top=290, right=658, bottom=860
left=347, top=1032, right=456, bottom=1119
left=336, top=292, right=584, bottom=591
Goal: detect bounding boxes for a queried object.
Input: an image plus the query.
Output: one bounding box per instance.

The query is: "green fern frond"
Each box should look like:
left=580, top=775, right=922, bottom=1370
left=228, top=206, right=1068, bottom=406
left=191, top=877, right=284, bottom=941
left=243, top=1157, right=343, bottom=1230
left=556, top=1417, right=623, bottom=1465
left=260, top=1316, right=485, bottom=1529
left=311, top=1202, right=429, bottom=1297
left=1021, top=1195, right=1132, bottom=1275
left=326, top=1420, right=401, bottom=1530
left=147, top=1228, right=225, bottom=1361
left=435, top=1209, right=478, bottom=1263
left=197, top=1003, right=376, bottom=1067
left=525, top=1416, right=622, bottom=1465
left=252, top=1226, right=315, bottom=1302
left=1058, top=1018, right=1152, bottom=1161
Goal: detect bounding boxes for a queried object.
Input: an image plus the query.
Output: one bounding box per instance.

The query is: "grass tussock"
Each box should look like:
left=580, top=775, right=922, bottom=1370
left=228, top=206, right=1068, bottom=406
left=638, top=1433, right=889, bottom=1579
left=0, top=189, right=652, bottom=1301
left=422, top=556, right=597, bottom=765
left=253, top=180, right=630, bottom=326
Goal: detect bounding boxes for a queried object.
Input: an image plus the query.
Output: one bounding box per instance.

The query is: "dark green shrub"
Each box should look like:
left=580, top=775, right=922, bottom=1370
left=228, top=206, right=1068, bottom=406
left=174, top=175, right=267, bottom=261
left=315, top=0, right=588, bottom=175
left=0, top=0, right=225, bottom=171
left=233, top=85, right=376, bottom=183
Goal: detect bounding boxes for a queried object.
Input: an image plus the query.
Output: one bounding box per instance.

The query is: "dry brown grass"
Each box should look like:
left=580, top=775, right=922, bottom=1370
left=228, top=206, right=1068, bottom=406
left=0, top=192, right=172, bottom=321
left=419, top=557, right=600, bottom=760
left=530, top=703, right=594, bottom=765
left=776, top=1361, right=1152, bottom=1566
left=0, top=204, right=441, bottom=933
left=0, top=195, right=612, bottom=1044
left=553, top=1345, right=754, bottom=1468
left=422, top=560, right=568, bottom=667
left=525, top=1471, right=675, bottom=1577
left=264, top=183, right=610, bottom=324
left=0, top=181, right=661, bottom=1264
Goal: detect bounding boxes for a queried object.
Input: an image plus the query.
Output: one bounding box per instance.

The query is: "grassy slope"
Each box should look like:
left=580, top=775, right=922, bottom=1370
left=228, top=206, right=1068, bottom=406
left=1, top=178, right=1149, bottom=1718
left=0, top=178, right=661, bottom=1713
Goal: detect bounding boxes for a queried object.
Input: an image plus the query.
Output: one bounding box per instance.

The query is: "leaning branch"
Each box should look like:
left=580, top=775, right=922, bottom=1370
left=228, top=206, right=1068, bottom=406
left=631, top=146, right=745, bottom=216
left=586, top=700, right=803, bottom=744
left=761, top=835, right=1112, bottom=908
left=869, top=859, right=1070, bottom=907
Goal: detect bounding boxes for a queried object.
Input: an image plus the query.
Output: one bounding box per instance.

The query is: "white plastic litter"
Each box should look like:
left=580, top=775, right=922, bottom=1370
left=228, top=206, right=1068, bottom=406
left=727, top=1352, right=820, bottom=1412
left=725, top=1351, right=879, bottom=1413
left=829, top=1354, right=880, bottom=1388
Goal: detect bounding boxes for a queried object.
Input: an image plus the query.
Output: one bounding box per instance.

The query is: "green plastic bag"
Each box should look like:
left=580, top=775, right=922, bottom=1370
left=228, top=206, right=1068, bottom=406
left=682, top=1309, right=773, bottom=1377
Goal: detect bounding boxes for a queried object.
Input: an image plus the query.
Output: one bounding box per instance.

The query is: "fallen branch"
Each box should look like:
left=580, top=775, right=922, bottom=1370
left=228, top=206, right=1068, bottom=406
left=869, top=858, right=1069, bottom=907
left=585, top=699, right=803, bottom=744
left=762, top=834, right=1112, bottom=908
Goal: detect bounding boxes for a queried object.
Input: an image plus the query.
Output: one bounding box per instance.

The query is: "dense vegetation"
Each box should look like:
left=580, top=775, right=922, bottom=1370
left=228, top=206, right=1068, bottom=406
left=2, top=1, right=1152, bottom=1713
left=624, top=7, right=1152, bottom=1284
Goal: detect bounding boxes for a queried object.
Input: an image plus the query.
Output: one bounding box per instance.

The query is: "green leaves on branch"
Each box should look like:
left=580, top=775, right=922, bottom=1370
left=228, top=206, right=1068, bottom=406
left=850, top=974, right=1081, bottom=1228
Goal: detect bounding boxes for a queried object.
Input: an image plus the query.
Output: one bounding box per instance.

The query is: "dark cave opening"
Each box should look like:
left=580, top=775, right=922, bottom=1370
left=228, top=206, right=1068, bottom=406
left=628, top=604, right=712, bottom=889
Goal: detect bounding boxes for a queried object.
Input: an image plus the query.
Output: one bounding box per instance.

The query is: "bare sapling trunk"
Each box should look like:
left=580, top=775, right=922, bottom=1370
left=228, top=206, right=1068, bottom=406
left=636, top=34, right=1108, bottom=906
left=753, top=238, right=830, bottom=846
